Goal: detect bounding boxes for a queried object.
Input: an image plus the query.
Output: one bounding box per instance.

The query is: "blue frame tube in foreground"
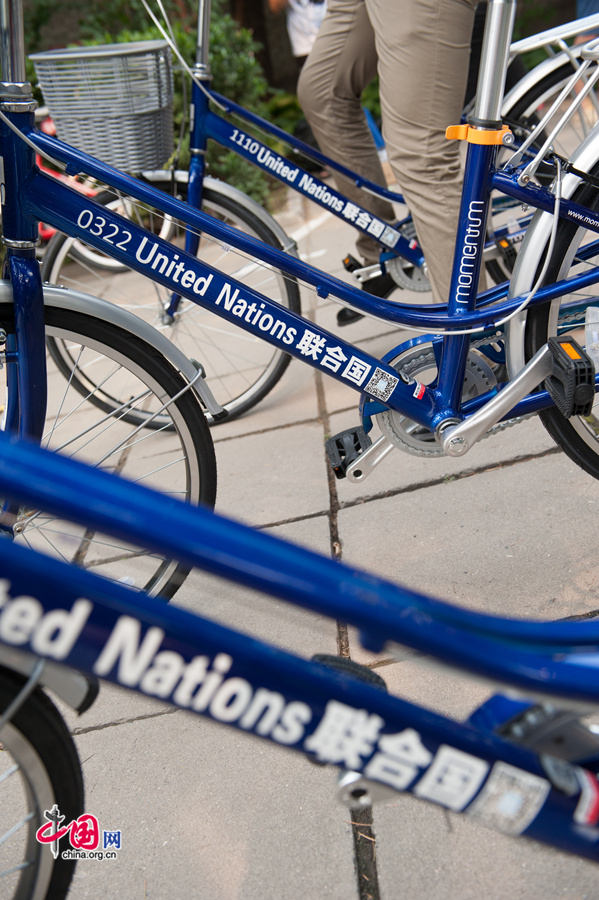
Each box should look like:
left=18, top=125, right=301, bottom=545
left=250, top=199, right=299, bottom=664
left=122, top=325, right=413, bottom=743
left=2, top=431, right=599, bottom=860
left=3, top=431, right=599, bottom=694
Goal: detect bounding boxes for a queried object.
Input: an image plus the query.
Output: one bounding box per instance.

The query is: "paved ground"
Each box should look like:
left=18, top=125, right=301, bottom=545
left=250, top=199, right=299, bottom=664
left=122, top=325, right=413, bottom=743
left=62, top=186, right=599, bottom=899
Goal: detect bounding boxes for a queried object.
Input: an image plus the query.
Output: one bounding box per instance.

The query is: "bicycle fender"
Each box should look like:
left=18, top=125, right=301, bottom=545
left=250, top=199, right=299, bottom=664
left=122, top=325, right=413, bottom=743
left=502, top=49, right=582, bottom=117
left=0, top=281, right=225, bottom=421
left=204, top=176, right=299, bottom=256
left=141, top=169, right=299, bottom=256
left=0, top=644, right=98, bottom=713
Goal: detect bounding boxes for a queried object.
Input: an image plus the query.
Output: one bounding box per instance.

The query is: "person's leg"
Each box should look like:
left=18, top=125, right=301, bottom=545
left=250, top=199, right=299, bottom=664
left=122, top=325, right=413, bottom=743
left=298, top=0, right=394, bottom=265
left=366, top=0, right=477, bottom=301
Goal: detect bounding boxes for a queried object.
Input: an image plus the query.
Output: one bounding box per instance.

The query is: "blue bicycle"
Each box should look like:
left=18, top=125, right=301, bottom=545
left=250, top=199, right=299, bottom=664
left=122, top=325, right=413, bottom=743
left=37, top=3, right=599, bottom=421
left=3, top=407, right=599, bottom=895
left=20, top=17, right=599, bottom=488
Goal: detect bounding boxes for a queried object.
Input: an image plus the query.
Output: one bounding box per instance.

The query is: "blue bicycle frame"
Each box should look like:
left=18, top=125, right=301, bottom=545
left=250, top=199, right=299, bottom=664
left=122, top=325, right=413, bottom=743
left=177, top=0, right=425, bottom=270
left=2, top=429, right=599, bottom=861
left=178, top=3, right=599, bottom=281
left=4, top=7, right=597, bottom=442
left=19, top=106, right=598, bottom=433
left=200, top=96, right=423, bottom=268
left=5, top=0, right=599, bottom=453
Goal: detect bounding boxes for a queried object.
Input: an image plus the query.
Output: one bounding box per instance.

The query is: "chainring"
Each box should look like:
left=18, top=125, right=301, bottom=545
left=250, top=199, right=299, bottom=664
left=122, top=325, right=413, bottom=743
left=386, top=222, right=431, bottom=292
left=376, top=346, right=497, bottom=456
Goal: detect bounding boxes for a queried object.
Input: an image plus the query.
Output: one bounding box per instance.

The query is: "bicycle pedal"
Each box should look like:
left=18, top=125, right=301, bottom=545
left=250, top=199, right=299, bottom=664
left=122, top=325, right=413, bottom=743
left=307, top=656, right=387, bottom=771
left=326, top=427, right=372, bottom=479
left=342, top=253, right=361, bottom=273
left=469, top=693, right=599, bottom=764
left=495, top=235, right=518, bottom=269
left=312, top=653, right=387, bottom=690
left=545, top=336, right=595, bottom=419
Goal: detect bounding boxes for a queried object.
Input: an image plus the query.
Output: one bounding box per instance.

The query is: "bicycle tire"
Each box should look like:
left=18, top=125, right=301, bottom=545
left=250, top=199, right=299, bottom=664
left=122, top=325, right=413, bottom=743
left=524, top=164, right=599, bottom=478
left=0, top=300, right=217, bottom=598
left=42, top=181, right=302, bottom=422
left=0, top=665, right=84, bottom=900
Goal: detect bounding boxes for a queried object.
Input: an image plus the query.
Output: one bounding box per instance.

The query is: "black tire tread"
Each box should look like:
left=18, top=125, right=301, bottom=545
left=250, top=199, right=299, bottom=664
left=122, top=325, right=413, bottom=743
left=0, top=665, right=84, bottom=899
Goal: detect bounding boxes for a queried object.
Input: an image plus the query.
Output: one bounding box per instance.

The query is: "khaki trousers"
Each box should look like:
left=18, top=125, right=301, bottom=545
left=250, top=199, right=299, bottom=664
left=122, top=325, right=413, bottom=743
left=297, top=0, right=478, bottom=301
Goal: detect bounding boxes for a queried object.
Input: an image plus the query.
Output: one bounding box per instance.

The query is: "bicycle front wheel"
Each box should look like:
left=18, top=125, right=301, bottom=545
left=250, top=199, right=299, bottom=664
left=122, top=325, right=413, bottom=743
left=0, top=666, right=84, bottom=900
left=1, top=299, right=217, bottom=598
left=42, top=182, right=301, bottom=421
left=525, top=167, right=599, bottom=478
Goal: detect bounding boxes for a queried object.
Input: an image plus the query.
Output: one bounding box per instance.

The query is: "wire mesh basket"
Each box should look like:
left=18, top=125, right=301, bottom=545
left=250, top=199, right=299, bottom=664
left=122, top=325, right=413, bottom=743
left=30, top=41, right=174, bottom=172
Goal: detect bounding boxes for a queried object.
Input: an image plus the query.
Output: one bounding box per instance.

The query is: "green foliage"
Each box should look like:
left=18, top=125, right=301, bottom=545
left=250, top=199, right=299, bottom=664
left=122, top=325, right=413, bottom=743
left=28, top=0, right=271, bottom=202
left=361, top=79, right=381, bottom=123
left=23, top=0, right=57, bottom=51
left=204, top=148, right=270, bottom=205
left=265, top=91, right=303, bottom=142
left=78, top=0, right=196, bottom=43
left=512, top=2, right=575, bottom=70
left=513, top=3, right=564, bottom=41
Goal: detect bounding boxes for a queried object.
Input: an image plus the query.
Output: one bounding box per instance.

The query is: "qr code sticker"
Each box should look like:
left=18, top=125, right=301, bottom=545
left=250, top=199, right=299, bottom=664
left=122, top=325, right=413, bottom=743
left=467, top=762, right=550, bottom=835
left=365, top=368, right=399, bottom=401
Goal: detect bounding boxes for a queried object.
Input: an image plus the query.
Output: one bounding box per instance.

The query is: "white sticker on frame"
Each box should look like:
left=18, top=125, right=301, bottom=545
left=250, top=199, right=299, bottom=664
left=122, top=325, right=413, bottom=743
left=467, top=762, right=550, bottom=835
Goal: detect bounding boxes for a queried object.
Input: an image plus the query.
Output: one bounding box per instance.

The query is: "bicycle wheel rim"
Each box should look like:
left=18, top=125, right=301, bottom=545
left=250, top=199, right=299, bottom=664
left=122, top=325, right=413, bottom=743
left=525, top=166, right=599, bottom=475
left=486, top=61, right=597, bottom=283
left=1, top=302, right=216, bottom=598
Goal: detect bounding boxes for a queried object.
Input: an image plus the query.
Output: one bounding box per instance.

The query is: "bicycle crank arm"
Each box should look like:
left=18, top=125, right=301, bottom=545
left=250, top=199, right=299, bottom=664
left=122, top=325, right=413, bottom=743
left=346, top=433, right=395, bottom=482
left=337, top=769, right=399, bottom=808
left=440, top=344, right=554, bottom=456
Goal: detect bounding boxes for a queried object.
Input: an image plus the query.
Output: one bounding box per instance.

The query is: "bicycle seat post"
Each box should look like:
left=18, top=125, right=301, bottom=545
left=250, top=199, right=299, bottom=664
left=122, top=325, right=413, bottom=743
left=196, top=0, right=212, bottom=76
left=0, top=0, right=27, bottom=88
left=471, top=0, right=517, bottom=127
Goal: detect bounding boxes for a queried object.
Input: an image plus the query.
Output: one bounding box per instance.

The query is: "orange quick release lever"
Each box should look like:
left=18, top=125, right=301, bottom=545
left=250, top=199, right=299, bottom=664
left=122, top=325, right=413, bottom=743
left=445, top=124, right=512, bottom=145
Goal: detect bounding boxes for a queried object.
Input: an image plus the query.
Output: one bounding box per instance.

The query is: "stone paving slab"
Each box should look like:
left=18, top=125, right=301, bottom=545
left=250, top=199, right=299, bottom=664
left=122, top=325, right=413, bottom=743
left=337, top=452, right=599, bottom=617
left=214, top=420, right=329, bottom=526
left=69, top=709, right=356, bottom=900
left=375, top=794, right=598, bottom=900
left=209, top=356, right=319, bottom=440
